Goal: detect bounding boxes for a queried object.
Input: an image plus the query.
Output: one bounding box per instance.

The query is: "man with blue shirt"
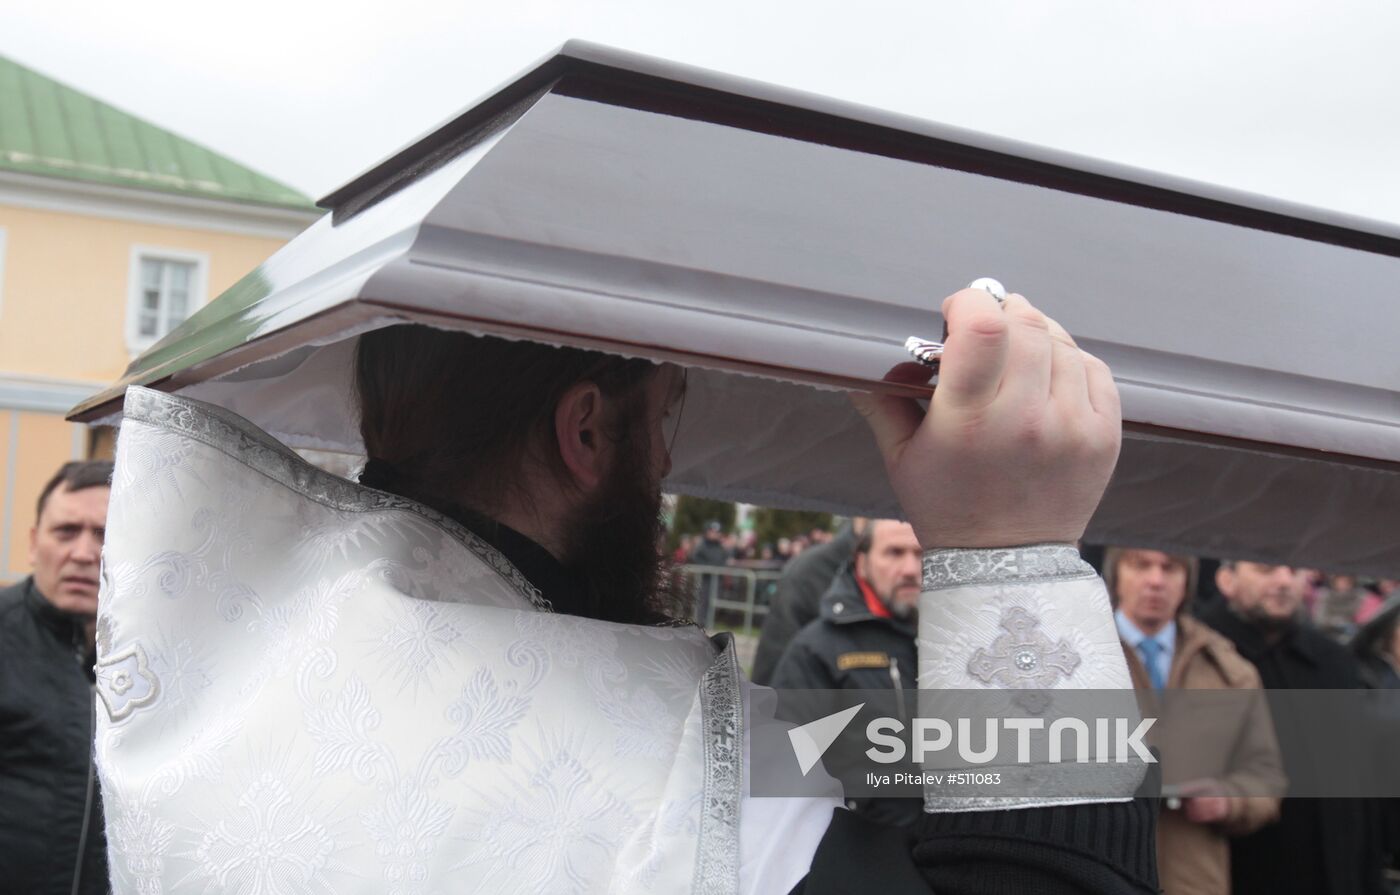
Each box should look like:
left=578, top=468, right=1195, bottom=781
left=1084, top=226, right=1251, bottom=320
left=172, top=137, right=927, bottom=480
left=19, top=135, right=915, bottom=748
left=1111, top=548, right=1196, bottom=692
left=1107, top=547, right=1284, bottom=895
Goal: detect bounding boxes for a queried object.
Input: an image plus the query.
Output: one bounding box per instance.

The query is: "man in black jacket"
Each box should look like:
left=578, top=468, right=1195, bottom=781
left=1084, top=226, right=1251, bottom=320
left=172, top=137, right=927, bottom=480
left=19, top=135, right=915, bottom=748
left=751, top=520, right=863, bottom=685
left=1199, top=559, right=1382, bottom=895
left=769, top=519, right=919, bottom=698
left=770, top=519, right=922, bottom=828
left=0, top=460, right=112, bottom=895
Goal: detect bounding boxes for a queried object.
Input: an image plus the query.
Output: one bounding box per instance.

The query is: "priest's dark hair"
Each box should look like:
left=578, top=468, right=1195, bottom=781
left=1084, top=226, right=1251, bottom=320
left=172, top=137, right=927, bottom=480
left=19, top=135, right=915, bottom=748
left=355, top=325, right=654, bottom=514
left=354, top=324, right=681, bottom=625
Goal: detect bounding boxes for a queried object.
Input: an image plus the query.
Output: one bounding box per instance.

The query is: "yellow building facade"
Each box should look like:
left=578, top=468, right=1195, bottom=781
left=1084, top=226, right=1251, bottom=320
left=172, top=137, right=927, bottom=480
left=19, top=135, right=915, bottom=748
left=0, top=54, right=318, bottom=582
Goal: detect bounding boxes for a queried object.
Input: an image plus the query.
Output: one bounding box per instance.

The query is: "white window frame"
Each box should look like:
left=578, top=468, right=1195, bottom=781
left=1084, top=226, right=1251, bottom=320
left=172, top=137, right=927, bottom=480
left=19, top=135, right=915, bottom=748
left=125, top=245, right=209, bottom=354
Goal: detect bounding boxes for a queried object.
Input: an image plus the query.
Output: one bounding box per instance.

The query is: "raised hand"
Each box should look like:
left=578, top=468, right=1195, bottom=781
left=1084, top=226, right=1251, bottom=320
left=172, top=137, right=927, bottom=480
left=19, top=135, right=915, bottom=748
left=851, top=287, right=1121, bottom=550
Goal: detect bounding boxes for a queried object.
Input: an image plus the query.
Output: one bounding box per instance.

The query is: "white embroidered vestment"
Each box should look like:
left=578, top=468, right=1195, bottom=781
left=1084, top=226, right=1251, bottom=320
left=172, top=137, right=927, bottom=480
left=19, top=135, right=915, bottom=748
left=96, top=387, right=743, bottom=895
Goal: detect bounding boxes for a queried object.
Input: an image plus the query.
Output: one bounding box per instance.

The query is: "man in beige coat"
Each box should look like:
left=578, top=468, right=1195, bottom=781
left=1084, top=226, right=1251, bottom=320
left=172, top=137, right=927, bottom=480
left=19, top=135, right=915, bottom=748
left=1106, top=547, right=1285, bottom=895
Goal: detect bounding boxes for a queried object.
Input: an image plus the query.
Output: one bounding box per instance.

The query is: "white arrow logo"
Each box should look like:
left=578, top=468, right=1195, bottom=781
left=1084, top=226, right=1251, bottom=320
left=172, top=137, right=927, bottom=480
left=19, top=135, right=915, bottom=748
left=787, top=703, right=865, bottom=776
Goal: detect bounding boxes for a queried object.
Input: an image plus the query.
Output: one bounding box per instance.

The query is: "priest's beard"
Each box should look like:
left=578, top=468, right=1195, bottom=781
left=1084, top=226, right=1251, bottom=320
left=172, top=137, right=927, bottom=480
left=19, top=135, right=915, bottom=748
left=561, top=433, right=681, bottom=626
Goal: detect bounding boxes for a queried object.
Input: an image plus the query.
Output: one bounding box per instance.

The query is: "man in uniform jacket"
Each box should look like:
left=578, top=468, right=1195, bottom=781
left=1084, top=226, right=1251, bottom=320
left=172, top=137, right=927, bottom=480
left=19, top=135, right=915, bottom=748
left=770, top=519, right=920, bottom=828
left=1107, top=547, right=1284, bottom=895
left=0, top=461, right=113, bottom=895
left=1199, top=560, right=1382, bottom=895
left=769, top=519, right=919, bottom=697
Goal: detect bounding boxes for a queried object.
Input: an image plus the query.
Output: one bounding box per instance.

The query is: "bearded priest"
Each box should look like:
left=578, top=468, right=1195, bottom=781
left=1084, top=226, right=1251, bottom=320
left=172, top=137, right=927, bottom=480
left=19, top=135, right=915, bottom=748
left=94, top=287, right=1153, bottom=894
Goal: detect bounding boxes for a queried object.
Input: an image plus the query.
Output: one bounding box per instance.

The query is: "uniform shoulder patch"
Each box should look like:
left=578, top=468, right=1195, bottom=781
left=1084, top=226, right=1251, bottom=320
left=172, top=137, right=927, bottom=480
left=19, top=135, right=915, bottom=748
left=836, top=651, right=891, bottom=671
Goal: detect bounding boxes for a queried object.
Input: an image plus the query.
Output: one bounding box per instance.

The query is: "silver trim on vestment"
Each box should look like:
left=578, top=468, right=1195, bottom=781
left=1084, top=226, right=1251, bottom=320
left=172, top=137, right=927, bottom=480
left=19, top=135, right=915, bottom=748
left=694, top=632, right=743, bottom=895
left=922, top=543, right=1095, bottom=591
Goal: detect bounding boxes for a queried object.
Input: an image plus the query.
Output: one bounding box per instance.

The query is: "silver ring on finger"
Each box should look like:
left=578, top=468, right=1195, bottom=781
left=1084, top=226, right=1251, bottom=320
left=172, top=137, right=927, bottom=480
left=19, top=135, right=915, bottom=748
left=968, top=277, right=1008, bottom=305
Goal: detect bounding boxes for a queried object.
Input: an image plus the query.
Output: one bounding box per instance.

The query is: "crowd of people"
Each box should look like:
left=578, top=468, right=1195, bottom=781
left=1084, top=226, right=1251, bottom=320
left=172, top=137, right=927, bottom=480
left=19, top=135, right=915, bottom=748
left=673, top=521, right=837, bottom=571
left=673, top=522, right=841, bottom=626
left=742, top=523, right=1400, bottom=895
left=1307, top=571, right=1399, bottom=646
left=5, top=478, right=1399, bottom=893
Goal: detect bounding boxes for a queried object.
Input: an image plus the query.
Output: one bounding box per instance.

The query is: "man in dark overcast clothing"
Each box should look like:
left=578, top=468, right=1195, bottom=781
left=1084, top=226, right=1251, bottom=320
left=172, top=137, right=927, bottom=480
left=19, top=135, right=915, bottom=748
left=751, top=520, right=861, bottom=684
left=0, top=461, right=112, bottom=895
left=1199, top=560, right=1381, bottom=895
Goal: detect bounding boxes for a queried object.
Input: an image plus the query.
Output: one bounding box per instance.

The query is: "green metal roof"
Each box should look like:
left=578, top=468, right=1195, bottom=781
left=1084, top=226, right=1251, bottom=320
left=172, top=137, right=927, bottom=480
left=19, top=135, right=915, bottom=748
left=0, top=54, right=314, bottom=210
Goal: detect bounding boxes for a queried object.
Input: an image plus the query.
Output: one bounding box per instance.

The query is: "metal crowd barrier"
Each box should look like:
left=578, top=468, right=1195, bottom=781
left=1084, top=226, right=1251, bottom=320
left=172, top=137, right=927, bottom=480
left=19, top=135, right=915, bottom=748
left=677, top=564, right=784, bottom=632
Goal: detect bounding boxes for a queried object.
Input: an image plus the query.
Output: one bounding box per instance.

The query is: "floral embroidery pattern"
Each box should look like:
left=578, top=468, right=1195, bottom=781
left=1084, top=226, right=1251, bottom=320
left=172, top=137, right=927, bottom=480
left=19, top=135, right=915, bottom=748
left=597, top=684, right=678, bottom=759
left=457, top=738, right=638, bottom=892
left=192, top=774, right=336, bottom=894
left=359, top=778, right=455, bottom=895
left=144, top=628, right=214, bottom=724
left=440, top=666, right=534, bottom=772
left=104, top=790, right=175, bottom=895
left=373, top=599, right=466, bottom=696
left=302, top=674, right=387, bottom=781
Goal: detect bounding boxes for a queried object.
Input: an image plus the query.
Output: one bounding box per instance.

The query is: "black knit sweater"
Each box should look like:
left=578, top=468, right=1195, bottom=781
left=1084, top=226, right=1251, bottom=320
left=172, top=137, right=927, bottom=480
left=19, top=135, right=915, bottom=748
left=794, top=799, right=1159, bottom=894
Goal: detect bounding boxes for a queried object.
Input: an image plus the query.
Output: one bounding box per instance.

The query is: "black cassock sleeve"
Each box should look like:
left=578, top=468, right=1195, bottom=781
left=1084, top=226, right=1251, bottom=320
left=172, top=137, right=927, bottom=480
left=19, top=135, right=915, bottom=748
left=788, top=799, right=1159, bottom=895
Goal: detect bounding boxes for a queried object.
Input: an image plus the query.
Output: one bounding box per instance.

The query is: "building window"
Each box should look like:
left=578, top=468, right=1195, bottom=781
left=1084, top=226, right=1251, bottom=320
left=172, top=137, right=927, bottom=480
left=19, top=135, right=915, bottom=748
left=126, top=248, right=207, bottom=352
left=136, top=257, right=193, bottom=339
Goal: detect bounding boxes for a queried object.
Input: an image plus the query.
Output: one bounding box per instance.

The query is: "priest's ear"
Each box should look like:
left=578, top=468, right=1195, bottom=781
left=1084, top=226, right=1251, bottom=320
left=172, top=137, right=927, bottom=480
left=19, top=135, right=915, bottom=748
left=1215, top=562, right=1237, bottom=599
left=554, top=381, right=608, bottom=492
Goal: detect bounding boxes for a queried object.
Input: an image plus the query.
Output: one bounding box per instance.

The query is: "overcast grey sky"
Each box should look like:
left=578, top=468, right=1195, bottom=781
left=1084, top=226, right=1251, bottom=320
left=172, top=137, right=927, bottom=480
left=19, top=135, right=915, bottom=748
left=3, top=0, right=1397, bottom=223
